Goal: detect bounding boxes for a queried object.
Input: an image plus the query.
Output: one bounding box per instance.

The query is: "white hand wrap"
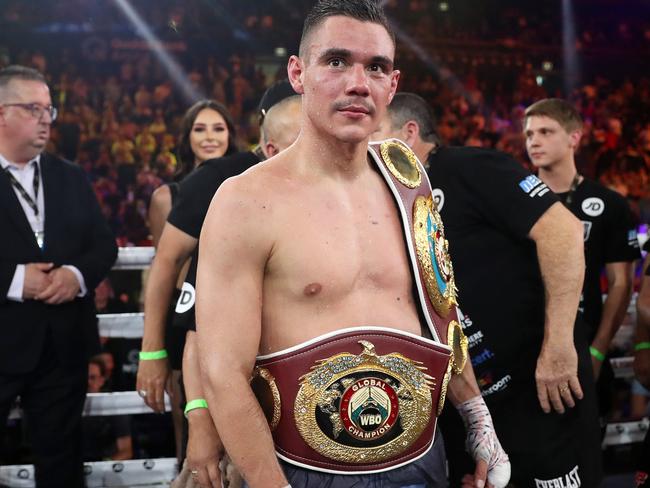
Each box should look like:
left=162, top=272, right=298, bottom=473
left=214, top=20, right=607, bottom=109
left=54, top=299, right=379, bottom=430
left=456, top=395, right=511, bottom=488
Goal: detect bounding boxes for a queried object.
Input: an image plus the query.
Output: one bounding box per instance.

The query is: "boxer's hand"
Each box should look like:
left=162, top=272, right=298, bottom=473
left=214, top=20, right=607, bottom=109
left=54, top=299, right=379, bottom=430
left=536, top=341, right=583, bottom=414
left=37, top=267, right=80, bottom=304
left=136, top=357, right=172, bottom=413
left=461, top=470, right=494, bottom=488
left=22, top=262, right=54, bottom=299
left=187, top=409, right=224, bottom=488
left=457, top=395, right=511, bottom=488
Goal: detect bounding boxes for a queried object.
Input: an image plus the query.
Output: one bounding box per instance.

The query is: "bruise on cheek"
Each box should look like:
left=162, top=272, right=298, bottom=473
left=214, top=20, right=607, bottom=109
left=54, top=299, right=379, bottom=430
left=303, top=282, right=323, bottom=297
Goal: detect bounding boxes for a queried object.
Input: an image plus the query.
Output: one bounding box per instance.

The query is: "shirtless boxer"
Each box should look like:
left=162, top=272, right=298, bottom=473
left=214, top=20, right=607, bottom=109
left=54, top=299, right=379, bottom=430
left=196, top=2, right=509, bottom=487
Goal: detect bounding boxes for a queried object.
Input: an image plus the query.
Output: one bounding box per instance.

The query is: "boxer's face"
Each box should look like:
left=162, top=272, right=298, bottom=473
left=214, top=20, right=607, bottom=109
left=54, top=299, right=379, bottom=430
left=291, top=16, right=400, bottom=144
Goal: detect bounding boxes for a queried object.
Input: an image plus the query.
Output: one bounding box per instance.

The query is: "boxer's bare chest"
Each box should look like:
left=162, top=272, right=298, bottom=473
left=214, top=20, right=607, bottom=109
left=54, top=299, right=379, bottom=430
left=259, top=169, right=422, bottom=350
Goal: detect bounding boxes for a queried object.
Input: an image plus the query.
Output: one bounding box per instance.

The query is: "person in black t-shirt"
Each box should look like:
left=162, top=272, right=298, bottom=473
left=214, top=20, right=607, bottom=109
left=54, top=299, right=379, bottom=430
left=524, top=99, right=640, bottom=383
left=137, top=100, right=237, bottom=463
left=169, top=87, right=302, bottom=486
left=635, top=243, right=650, bottom=486
left=375, top=92, right=602, bottom=486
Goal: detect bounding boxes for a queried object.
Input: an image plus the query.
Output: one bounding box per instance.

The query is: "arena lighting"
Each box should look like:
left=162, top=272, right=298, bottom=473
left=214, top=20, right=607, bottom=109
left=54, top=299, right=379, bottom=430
left=562, top=0, right=580, bottom=95
left=112, top=0, right=203, bottom=103
left=439, top=2, right=449, bottom=12
left=389, top=21, right=469, bottom=100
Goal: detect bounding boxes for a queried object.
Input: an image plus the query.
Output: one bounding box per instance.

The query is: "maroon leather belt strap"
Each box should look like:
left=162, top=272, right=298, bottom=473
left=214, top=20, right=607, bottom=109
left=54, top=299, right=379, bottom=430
left=367, top=139, right=467, bottom=373
left=252, top=327, right=452, bottom=474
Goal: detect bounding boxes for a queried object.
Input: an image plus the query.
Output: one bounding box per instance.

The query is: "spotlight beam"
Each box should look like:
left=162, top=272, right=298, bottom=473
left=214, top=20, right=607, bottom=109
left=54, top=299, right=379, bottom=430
left=113, top=0, right=203, bottom=103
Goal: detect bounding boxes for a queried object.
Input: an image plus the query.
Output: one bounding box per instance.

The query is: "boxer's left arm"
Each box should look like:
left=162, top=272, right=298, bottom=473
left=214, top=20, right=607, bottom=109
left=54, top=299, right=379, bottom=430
left=449, top=361, right=510, bottom=488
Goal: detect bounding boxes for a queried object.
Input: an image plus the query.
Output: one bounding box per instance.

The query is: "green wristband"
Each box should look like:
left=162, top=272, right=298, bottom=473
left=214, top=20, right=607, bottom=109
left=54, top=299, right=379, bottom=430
left=635, top=342, right=650, bottom=352
left=184, top=398, right=209, bottom=417
left=589, top=346, right=605, bottom=362
left=138, top=349, right=168, bottom=361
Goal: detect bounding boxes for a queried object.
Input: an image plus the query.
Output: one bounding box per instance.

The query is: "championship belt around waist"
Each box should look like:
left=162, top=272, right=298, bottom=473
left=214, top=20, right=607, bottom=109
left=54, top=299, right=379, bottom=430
left=251, top=326, right=452, bottom=474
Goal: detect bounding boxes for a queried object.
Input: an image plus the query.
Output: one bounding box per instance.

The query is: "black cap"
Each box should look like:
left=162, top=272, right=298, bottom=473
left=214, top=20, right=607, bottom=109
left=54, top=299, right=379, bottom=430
left=258, top=79, right=297, bottom=124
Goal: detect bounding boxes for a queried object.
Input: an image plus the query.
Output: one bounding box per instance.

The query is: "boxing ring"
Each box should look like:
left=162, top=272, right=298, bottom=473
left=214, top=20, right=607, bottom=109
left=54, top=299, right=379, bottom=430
left=0, top=247, right=647, bottom=487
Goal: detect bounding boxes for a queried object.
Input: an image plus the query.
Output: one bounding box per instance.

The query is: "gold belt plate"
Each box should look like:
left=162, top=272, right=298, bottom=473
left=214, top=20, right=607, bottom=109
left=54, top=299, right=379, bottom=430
left=379, top=140, right=422, bottom=188
left=413, top=195, right=458, bottom=317
left=294, top=340, right=435, bottom=464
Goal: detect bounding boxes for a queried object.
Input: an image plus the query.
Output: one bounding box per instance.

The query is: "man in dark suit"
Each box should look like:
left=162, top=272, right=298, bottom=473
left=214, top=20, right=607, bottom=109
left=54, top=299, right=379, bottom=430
left=0, top=65, right=117, bottom=487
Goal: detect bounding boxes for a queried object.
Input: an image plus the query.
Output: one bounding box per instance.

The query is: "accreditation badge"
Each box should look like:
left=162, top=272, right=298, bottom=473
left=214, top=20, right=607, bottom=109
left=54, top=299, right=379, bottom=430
left=294, top=340, right=435, bottom=464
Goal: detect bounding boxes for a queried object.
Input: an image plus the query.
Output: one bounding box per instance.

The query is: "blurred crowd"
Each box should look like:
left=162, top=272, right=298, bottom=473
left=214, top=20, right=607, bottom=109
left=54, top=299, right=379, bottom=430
left=1, top=0, right=648, bottom=471
left=1, top=0, right=648, bottom=244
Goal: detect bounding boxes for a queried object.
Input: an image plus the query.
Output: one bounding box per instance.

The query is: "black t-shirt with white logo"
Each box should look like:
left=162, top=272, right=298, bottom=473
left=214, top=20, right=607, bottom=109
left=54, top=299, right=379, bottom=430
left=168, top=151, right=260, bottom=239
left=558, top=179, right=640, bottom=336
left=429, top=147, right=602, bottom=485
left=427, top=146, right=559, bottom=403
left=169, top=151, right=261, bottom=331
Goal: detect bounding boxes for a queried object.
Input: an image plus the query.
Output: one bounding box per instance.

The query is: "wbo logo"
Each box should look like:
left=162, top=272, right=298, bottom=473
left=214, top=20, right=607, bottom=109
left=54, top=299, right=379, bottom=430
left=581, top=197, right=605, bottom=217
left=175, top=282, right=195, bottom=314
left=341, top=377, right=399, bottom=441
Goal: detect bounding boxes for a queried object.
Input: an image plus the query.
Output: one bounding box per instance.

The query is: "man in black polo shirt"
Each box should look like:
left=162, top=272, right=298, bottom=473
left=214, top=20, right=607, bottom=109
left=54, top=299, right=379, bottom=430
left=374, top=92, right=602, bottom=486
left=524, top=99, right=640, bottom=386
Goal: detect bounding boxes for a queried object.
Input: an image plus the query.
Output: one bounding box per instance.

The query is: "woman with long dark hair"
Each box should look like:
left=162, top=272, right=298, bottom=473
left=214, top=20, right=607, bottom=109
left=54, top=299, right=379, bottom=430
left=137, top=99, right=236, bottom=461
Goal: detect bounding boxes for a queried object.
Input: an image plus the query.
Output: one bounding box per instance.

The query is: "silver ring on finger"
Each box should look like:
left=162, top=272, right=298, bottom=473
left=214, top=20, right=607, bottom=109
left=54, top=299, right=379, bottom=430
left=138, top=389, right=148, bottom=398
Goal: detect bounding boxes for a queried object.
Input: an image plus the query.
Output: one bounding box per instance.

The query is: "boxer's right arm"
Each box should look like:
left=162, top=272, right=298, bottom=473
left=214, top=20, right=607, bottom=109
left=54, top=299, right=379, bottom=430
left=196, top=177, right=288, bottom=488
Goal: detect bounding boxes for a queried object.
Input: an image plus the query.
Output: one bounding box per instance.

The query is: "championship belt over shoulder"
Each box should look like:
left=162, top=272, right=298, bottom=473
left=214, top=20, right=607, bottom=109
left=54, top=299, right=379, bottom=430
left=252, top=327, right=451, bottom=474
left=251, top=139, right=468, bottom=474
left=367, top=138, right=467, bottom=373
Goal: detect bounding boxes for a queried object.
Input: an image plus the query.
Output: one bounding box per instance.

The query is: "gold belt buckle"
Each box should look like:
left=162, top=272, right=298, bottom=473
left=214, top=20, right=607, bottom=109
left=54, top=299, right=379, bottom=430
left=294, top=340, right=435, bottom=464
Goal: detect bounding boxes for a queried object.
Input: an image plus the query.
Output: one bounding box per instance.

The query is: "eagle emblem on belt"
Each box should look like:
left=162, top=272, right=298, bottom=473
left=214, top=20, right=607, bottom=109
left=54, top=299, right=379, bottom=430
left=294, top=340, right=435, bottom=464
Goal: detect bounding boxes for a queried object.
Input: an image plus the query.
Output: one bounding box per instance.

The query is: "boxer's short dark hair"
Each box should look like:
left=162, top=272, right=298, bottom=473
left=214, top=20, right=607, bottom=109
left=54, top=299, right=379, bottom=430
left=299, top=0, right=394, bottom=57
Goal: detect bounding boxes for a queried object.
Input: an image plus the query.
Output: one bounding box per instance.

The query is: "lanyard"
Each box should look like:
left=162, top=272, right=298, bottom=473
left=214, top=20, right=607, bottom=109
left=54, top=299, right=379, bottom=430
left=4, top=162, right=40, bottom=219
left=561, top=173, right=581, bottom=209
